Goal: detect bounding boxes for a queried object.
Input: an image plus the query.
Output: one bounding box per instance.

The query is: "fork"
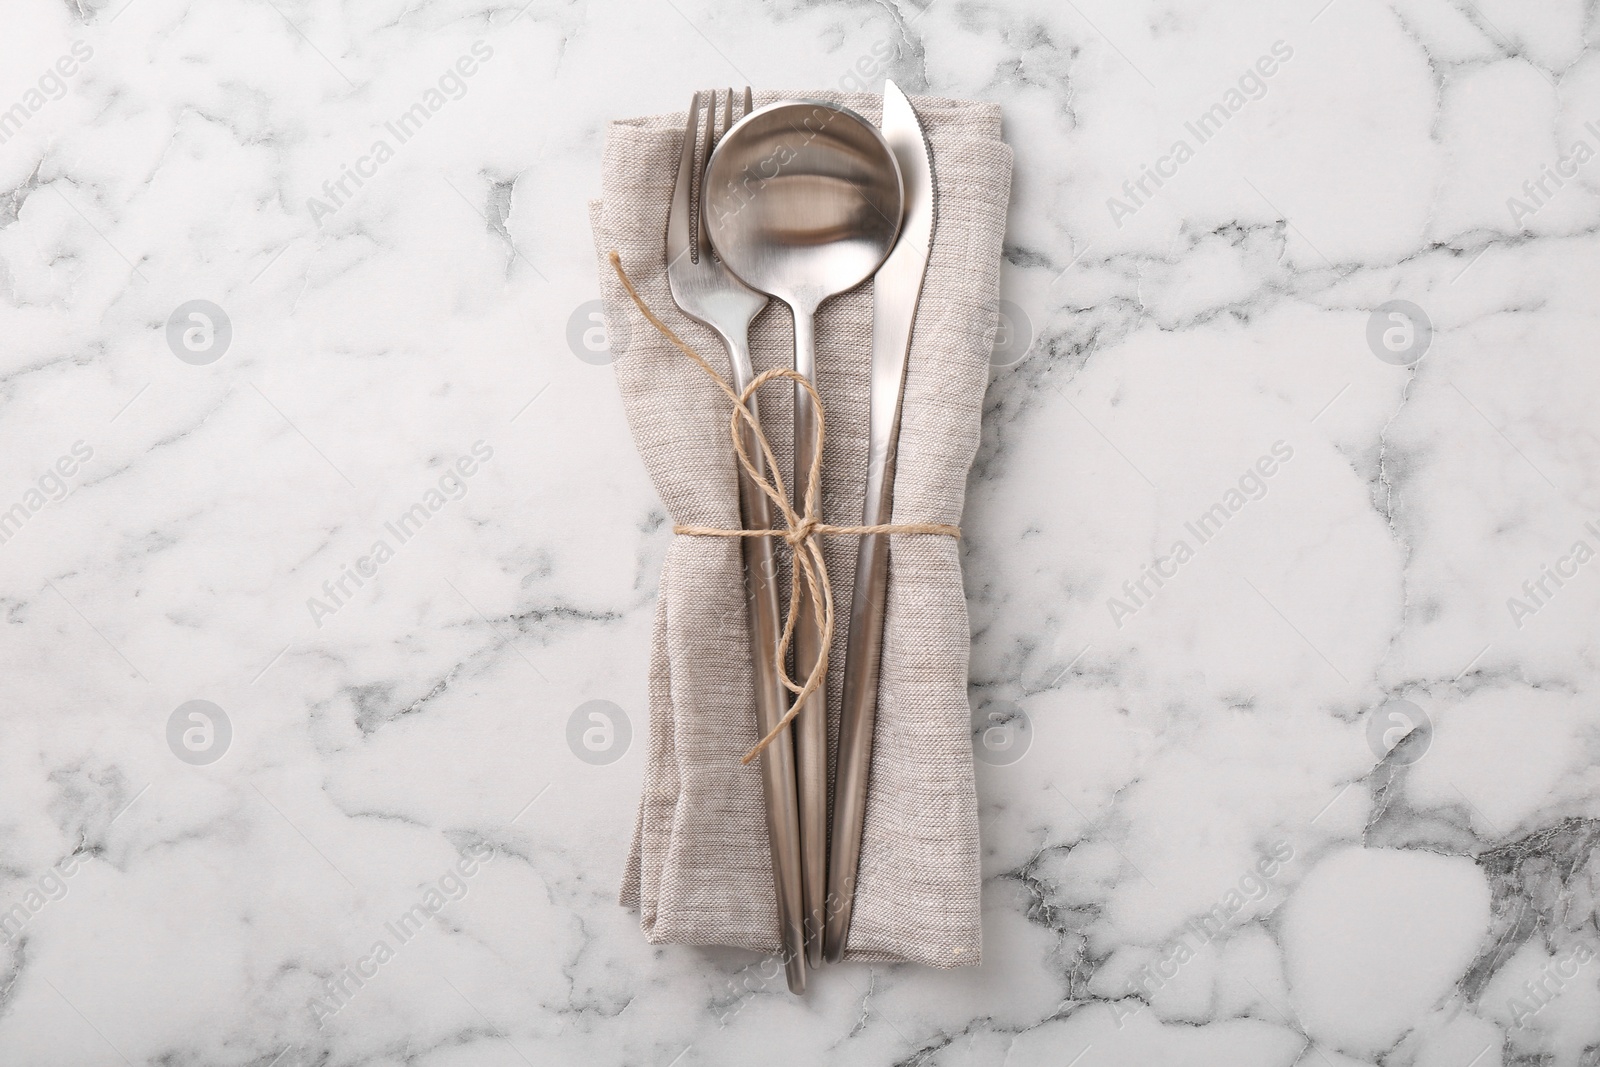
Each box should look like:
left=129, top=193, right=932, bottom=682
left=666, top=87, right=808, bottom=994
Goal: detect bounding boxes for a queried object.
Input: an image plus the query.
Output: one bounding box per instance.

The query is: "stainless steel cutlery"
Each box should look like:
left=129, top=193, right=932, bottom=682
left=669, top=80, right=934, bottom=986
left=824, top=80, right=935, bottom=962
left=666, top=87, right=808, bottom=994
left=703, top=98, right=903, bottom=968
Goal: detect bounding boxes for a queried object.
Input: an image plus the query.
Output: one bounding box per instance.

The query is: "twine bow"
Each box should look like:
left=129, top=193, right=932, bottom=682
left=607, top=251, right=959, bottom=763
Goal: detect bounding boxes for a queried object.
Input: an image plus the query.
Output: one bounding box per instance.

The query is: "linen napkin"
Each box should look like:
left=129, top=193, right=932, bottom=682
left=589, top=89, right=1012, bottom=967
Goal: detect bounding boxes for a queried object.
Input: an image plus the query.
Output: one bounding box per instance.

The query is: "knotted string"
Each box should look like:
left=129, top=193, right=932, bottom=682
left=607, top=251, right=959, bottom=763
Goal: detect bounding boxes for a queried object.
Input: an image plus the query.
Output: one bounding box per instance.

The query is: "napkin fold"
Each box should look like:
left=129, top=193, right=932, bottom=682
left=589, top=89, right=1012, bottom=967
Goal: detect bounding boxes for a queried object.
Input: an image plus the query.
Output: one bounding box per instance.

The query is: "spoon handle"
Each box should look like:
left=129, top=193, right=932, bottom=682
left=725, top=322, right=809, bottom=994
left=791, top=305, right=828, bottom=968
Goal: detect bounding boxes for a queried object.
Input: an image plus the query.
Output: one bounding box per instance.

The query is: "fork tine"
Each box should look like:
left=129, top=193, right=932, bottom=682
left=743, top=85, right=753, bottom=120
left=670, top=91, right=701, bottom=265
left=699, top=92, right=717, bottom=259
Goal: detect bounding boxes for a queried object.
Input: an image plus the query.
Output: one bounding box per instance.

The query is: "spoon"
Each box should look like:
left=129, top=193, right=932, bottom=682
left=704, top=100, right=904, bottom=967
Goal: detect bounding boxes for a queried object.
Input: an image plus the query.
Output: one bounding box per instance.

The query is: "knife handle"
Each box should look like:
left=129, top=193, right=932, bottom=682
left=823, top=436, right=897, bottom=962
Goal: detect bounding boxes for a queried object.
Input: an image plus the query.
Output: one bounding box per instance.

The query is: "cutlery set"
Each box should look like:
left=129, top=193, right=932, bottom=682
left=666, top=82, right=934, bottom=992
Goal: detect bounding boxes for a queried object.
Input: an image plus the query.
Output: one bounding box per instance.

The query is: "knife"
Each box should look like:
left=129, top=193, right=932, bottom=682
left=823, top=79, right=936, bottom=963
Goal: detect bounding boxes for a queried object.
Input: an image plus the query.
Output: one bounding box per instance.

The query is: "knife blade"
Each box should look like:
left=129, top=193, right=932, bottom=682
left=823, top=79, right=936, bottom=963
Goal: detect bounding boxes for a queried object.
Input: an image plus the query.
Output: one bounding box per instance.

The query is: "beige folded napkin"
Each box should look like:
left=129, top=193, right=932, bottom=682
left=589, top=90, right=1012, bottom=967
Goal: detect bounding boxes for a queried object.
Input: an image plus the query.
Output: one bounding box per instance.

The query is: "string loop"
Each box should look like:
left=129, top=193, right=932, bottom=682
left=607, top=251, right=958, bottom=763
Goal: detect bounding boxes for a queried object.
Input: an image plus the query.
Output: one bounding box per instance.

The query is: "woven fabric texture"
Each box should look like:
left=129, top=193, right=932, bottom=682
left=590, top=90, right=1012, bottom=966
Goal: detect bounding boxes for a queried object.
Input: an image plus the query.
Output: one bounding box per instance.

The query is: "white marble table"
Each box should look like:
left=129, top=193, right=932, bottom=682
left=2, top=0, right=1597, bottom=1063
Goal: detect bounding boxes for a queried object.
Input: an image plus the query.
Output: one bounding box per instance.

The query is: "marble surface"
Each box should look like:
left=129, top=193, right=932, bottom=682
left=3, top=0, right=1599, bottom=1064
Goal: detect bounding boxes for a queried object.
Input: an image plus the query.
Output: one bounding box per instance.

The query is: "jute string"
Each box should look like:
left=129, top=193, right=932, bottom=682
left=608, top=251, right=960, bottom=763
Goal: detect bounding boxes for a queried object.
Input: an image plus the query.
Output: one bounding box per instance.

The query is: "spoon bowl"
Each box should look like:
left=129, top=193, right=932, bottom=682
left=704, top=101, right=903, bottom=314
left=704, top=99, right=903, bottom=968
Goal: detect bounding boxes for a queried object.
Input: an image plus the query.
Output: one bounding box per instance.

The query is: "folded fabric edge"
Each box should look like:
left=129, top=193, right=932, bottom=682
left=589, top=93, right=1012, bottom=970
